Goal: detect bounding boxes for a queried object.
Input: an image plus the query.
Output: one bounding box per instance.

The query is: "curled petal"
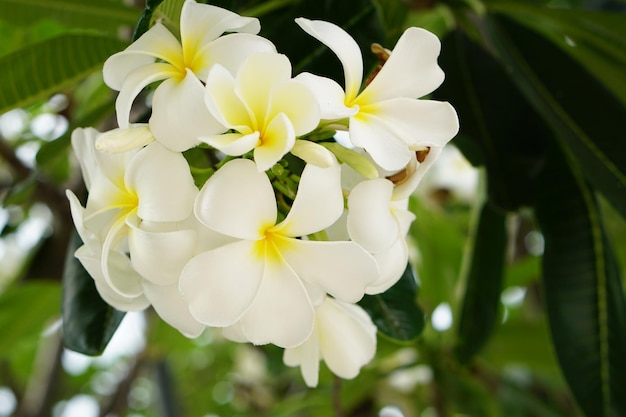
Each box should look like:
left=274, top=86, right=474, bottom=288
left=291, top=140, right=336, bottom=168
left=198, top=33, right=276, bottom=79
left=294, top=73, right=356, bottom=120
left=317, top=298, right=377, bottom=379
left=67, top=190, right=89, bottom=243
left=281, top=240, right=378, bottom=303
left=71, top=128, right=99, bottom=190
left=362, top=27, right=444, bottom=102
left=276, top=161, right=342, bottom=237
left=254, top=112, right=295, bottom=172
left=115, top=62, right=175, bottom=128
left=295, top=18, right=363, bottom=102
left=205, top=64, right=254, bottom=130
left=95, top=124, right=155, bottom=154
left=201, top=132, right=259, bottom=156
left=239, top=261, right=314, bottom=348
left=101, top=215, right=142, bottom=297
left=363, top=98, right=459, bottom=150
left=150, top=71, right=226, bottom=152
left=103, top=23, right=182, bottom=90
left=143, top=281, right=205, bottom=338
left=347, top=179, right=398, bottom=253
left=125, top=143, right=197, bottom=222
left=366, top=237, right=409, bottom=294
left=194, top=158, right=276, bottom=240
left=349, top=113, right=414, bottom=171
left=127, top=217, right=196, bottom=286
left=267, top=81, right=320, bottom=136
left=180, top=240, right=264, bottom=326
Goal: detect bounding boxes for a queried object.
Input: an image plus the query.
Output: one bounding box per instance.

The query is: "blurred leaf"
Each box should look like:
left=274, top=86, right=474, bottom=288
left=62, top=232, right=125, bottom=355
left=371, top=0, right=408, bottom=44
left=0, top=33, right=126, bottom=114
left=0, top=281, right=61, bottom=357
left=359, top=263, right=424, bottom=342
left=456, top=200, right=507, bottom=364
left=0, top=0, right=139, bottom=35
left=483, top=15, right=626, bottom=218
left=489, top=2, right=626, bottom=107
left=535, top=145, right=626, bottom=416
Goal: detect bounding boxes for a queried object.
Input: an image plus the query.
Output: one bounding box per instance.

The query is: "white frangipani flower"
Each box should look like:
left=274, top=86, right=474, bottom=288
left=103, top=0, right=276, bottom=152
left=180, top=158, right=378, bottom=348
left=283, top=295, right=377, bottom=387
left=348, top=150, right=440, bottom=293
left=295, top=18, right=459, bottom=171
left=203, top=52, right=320, bottom=171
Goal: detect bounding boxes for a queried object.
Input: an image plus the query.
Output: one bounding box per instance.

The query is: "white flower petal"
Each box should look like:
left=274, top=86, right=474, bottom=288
left=347, top=178, right=398, bottom=253
left=115, top=62, right=175, bottom=129
left=71, top=128, right=99, bottom=190
left=125, top=143, right=197, bottom=222
left=282, top=240, right=377, bottom=303
left=290, top=140, right=336, bottom=168
left=294, top=73, right=356, bottom=120
left=295, top=18, right=363, bottom=102
left=181, top=0, right=260, bottom=52
left=194, top=158, right=276, bottom=240
left=317, top=298, right=376, bottom=379
left=204, top=64, right=254, bottom=130
left=237, top=53, right=292, bottom=123
left=150, top=71, right=226, bottom=152
left=267, top=81, right=319, bottom=136
left=180, top=240, right=264, bottom=326
left=283, top=330, right=320, bottom=387
left=143, top=281, right=205, bottom=338
left=362, top=27, right=444, bottom=102
left=67, top=191, right=90, bottom=244
left=103, top=23, right=182, bottom=90
left=222, top=322, right=249, bottom=343
left=200, top=33, right=276, bottom=79
left=393, top=146, right=443, bottom=200
left=240, top=261, right=314, bottom=347
left=201, top=132, right=259, bottom=156
left=100, top=215, right=143, bottom=297
left=349, top=113, right=414, bottom=171
left=254, top=112, right=295, bottom=172
left=366, top=238, right=408, bottom=294
left=95, top=124, right=155, bottom=154
left=365, top=98, right=459, bottom=150
left=127, top=217, right=196, bottom=286
left=276, top=161, right=342, bottom=237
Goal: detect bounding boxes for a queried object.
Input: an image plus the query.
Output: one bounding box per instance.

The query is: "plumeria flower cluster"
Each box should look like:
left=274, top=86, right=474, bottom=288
left=67, top=0, right=458, bottom=387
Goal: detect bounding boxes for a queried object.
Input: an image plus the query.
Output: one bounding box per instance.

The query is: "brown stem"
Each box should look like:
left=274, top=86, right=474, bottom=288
left=98, top=354, right=147, bottom=417
left=333, top=376, right=344, bottom=417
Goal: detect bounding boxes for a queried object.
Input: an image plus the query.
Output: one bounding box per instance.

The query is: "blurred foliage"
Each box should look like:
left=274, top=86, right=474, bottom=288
left=0, top=0, right=625, bottom=416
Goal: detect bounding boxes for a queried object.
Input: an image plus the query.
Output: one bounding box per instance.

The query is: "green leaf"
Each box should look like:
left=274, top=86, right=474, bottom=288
left=535, top=145, right=626, bottom=416
left=0, top=0, right=139, bottom=35
left=436, top=31, right=550, bottom=211
left=489, top=2, right=626, bottom=107
left=62, top=232, right=125, bottom=355
left=482, top=14, right=626, bottom=218
left=359, top=263, right=424, bottom=342
left=0, top=33, right=126, bottom=114
left=0, top=281, right=61, bottom=356
left=371, top=0, right=409, bottom=44
left=455, top=200, right=507, bottom=364
left=133, top=0, right=183, bottom=40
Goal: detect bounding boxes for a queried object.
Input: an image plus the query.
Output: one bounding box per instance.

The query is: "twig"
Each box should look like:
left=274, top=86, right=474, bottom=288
left=333, top=375, right=344, bottom=417
left=98, top=353, right=147, bottom=417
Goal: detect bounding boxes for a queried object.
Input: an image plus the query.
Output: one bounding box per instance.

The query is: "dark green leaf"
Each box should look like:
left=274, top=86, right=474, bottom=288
left=483, top=15, right=626, bottom=218
left=133, top=0, right=182, bottom=40
left=359, top=263, right=424, bottom=342
left=0, top=33, right=126, bottom=114
left=371, top=0, right=408, bottom=44
left=436, top=31, right=550, bottom=211
left=62, top=231, right=125, bottom=355
left=535, top=145, right=626, bottom=416
left=455, top=200, right=507, bottom=364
